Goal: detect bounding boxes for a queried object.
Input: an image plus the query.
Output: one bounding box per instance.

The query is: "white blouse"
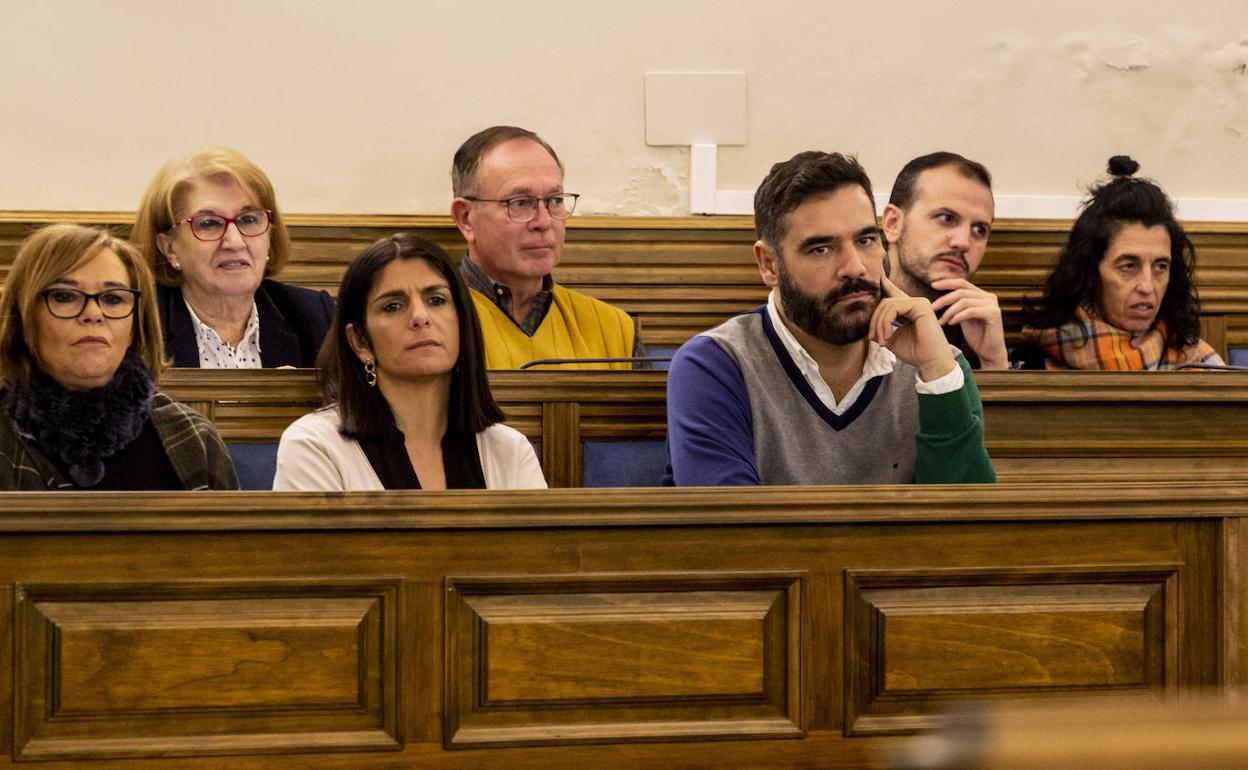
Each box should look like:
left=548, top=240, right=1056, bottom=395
left=185, top=299, right=263, bottom=369
left=272, top=407, right=547, bottom=491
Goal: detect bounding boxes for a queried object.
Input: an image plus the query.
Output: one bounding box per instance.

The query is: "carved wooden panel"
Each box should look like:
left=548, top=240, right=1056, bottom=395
left=13, top=579, right=400, bottom=761
left=444, top=572, right=803, bottom=748
left=844, top=566, right=1177, bottom=736
left=0, top=489, right=1233, bottom=768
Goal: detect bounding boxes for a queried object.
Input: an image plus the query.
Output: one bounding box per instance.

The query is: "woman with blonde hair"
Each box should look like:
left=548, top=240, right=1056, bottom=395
left=132, top=146, right=333, bottom=368
left=0, top=224, right=237, bottom=489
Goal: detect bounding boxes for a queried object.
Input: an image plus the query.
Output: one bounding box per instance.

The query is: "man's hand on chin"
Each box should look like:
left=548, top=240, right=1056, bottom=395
left=871, top=276, right=956, bottom=382
left=930, top=277, right=1008, bottom=370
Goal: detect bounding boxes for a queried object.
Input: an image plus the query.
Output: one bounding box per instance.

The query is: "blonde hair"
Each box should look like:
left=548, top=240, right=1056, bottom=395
left=0, top=224, right=166, bottom=390
left=131, top=146, right=291, bottom=286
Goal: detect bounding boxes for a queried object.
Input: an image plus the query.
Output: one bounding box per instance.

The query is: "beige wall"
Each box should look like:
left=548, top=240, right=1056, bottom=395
left=2, top=1, right=1247, bottom=216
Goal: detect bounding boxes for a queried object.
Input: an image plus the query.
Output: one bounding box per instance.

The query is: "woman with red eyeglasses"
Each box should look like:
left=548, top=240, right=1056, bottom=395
left=131, top=147, right=333, bottom=368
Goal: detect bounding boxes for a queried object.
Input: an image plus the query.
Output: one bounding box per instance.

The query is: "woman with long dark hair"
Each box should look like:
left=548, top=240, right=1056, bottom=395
left=272, top=234, right=544, bottom=490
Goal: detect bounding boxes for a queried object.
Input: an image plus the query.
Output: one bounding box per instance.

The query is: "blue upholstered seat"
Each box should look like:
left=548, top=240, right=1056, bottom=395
left=226, top=439, right=673, bottom=490
left=582, top=441, right=668, bottom=487
left=227, top=443, right=279, bottom=490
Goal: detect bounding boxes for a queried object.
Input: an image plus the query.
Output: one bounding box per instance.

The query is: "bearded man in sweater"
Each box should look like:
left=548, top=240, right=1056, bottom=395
left=665, top=151, right=995, bottom=486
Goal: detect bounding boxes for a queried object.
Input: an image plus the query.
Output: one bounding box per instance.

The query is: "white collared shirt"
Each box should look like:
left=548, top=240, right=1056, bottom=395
left=185, top=299, right=264, bottom=369
left=765, top=290, right=963, bottom=416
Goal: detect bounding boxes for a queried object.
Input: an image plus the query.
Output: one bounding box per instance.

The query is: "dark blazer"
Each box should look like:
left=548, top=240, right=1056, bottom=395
left=157, top=280, right=335, bottom=368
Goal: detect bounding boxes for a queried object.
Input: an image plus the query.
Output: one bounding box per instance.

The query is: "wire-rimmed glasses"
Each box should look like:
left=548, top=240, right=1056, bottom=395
left=464, top=194, right=579, bottom=222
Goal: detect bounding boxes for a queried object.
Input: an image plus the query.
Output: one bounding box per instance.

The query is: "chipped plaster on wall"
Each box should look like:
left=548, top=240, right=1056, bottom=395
left=594, top=159, right=690, bottom=217
left=1101, top=37, right=1151, bottom=72
left=895, top=26, right=1248, bottom=199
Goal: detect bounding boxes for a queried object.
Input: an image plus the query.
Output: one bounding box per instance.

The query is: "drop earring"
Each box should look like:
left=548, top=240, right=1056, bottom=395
left=364, top=359, right=377, bottom=387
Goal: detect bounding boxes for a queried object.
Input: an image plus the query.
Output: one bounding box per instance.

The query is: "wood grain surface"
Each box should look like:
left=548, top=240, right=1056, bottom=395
left=0, top=485, right=1238, bottom=767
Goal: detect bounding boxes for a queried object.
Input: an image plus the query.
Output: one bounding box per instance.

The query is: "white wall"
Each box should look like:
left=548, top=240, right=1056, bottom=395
left=2, top=1, right=1247, bottom=216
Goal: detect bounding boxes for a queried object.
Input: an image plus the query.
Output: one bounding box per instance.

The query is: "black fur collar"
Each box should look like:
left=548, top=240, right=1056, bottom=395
left=6, top=351, right=154, bottom=487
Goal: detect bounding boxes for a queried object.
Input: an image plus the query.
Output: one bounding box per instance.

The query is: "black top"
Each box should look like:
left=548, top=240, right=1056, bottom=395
left=44, top=419, right=182, bottom=490
left=357, top=426, right=486, bottom=490
left=157, top=279, right=335, bottom=368
left=1007, top=342, right=1049, bottom=370
left=943, top=323, right=982, bottom=370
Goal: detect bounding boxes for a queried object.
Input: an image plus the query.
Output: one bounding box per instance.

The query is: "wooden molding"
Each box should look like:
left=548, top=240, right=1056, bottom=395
left=2, top=481, right=1248, bottom=532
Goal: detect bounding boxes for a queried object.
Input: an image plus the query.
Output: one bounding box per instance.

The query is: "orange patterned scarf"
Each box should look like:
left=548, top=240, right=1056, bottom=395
left=1021, top=306, right=1221, bottom=370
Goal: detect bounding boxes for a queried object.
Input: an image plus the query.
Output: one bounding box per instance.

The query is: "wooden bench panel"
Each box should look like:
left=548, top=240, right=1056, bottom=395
left=0, top=484, right=1236, bottom=767
left=13, top=579, right=399, bottom=761
left=161, top=369, right=1248, bottom=488
left=444, top=572, right=802, bottom=748
left=844, top=567, right=1174, bottom=735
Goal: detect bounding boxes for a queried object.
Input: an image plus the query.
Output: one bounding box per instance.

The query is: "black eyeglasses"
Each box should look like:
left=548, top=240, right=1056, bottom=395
left=178, top=210, right=272, bottom=242
left=41, top=288, right=141, bottom=319
left=464, top=193, right=579, bottom=222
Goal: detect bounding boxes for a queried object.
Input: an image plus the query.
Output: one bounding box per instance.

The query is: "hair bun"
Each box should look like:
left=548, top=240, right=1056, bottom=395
left=1107, top=155, right=1140, bottom=178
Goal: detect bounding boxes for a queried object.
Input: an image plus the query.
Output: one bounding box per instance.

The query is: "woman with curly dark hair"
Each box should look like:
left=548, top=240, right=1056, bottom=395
left=1014, top=156, right=1222, bottom=370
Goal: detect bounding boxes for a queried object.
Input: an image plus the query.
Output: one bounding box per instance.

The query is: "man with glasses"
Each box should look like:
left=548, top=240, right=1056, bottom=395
left=451, top=125, right=644, bottom=369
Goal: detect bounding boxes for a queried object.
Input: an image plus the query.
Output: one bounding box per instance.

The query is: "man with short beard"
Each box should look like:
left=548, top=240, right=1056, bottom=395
left=665, top=151, right=994, bottom=486
left=881, top=152, right=1006, bottom=369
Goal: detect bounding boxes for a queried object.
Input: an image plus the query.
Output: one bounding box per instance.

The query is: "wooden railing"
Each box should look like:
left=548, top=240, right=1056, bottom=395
left=163, top=368, right=1248, bottom=487
left=0, top=482, right=1244, bottom=767
left=4, top=212, right=1248, bottom=353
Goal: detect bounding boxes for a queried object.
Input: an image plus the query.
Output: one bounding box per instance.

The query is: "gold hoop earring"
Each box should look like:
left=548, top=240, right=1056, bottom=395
left=364, top=359, right=377, bottom=387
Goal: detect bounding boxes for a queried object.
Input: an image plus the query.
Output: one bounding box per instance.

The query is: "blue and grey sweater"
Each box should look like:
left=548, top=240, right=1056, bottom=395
left=665, top=307, right=995, bottom=486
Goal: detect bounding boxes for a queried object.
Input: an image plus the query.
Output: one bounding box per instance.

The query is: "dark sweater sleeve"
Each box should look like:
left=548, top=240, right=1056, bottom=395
left=913, top=354, right=996, bottom=483
left=666, top=335, right=760, bottom=486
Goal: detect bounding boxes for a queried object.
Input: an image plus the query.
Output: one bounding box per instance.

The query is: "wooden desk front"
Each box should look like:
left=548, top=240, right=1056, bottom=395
left=0, top=483, right=1244, bottom=768
left=164, top=369, right=1248, bottom=487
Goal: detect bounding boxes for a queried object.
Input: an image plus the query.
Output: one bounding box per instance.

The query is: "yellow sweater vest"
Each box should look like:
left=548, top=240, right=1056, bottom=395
left=471, top=284, right=634, bottom=370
